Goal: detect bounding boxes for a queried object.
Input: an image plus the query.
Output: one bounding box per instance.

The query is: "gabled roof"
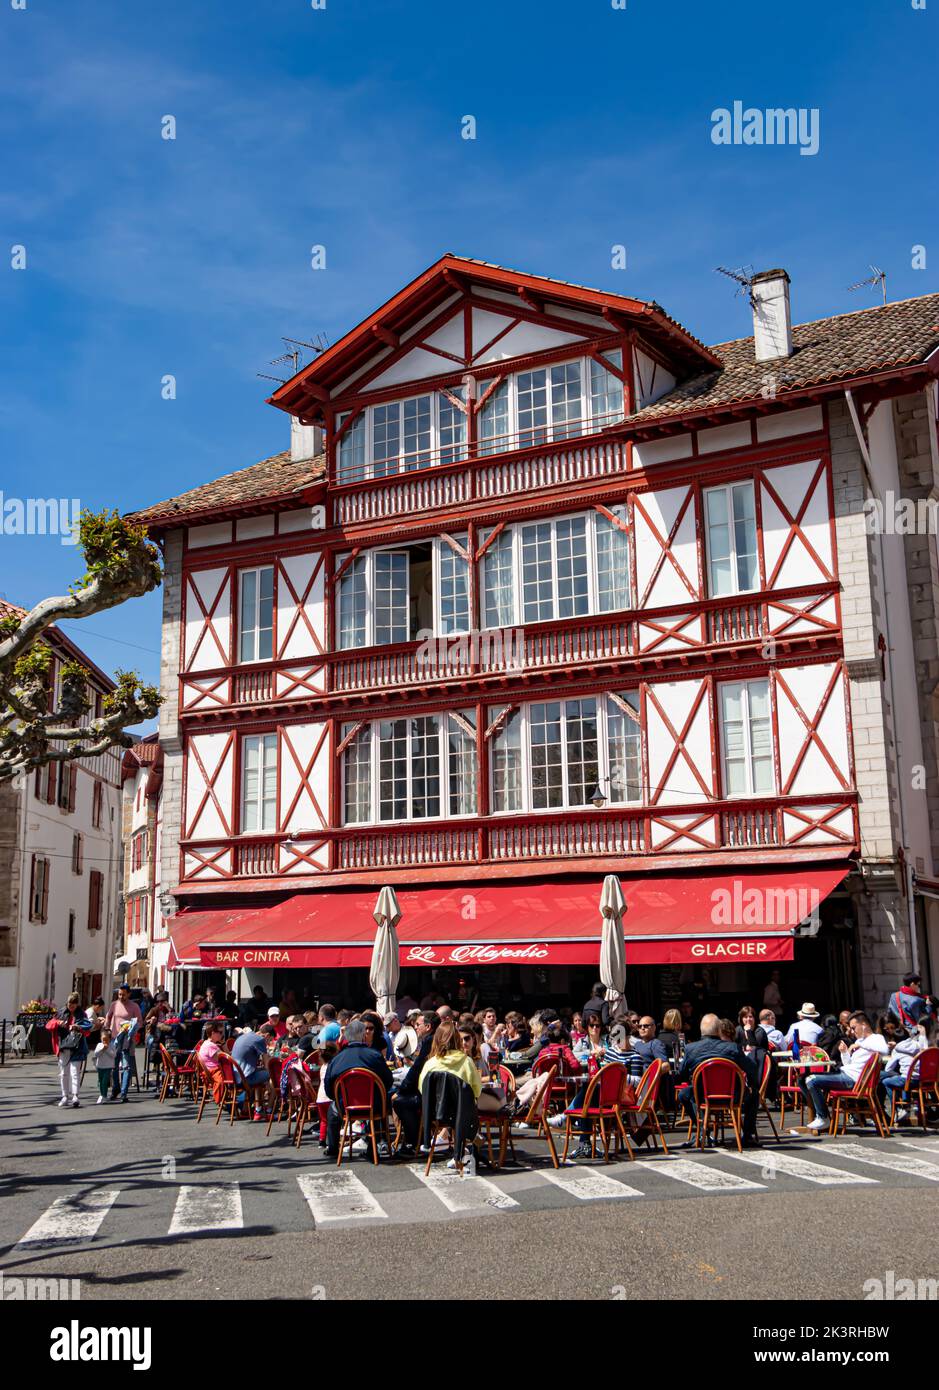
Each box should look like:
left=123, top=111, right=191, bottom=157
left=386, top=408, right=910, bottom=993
left=127, top=449, right=326, bottom=528
left=268, top=253, right=721, bottom=418
left=630, top=291, right=939, bottom=427
left=0, top=598, right=115, bottom=691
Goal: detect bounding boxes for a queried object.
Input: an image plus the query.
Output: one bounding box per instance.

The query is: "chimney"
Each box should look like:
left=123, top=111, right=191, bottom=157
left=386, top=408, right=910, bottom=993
left=290, top=416, right=324, bottom=462
left=751, top=269, right=792, bottom=362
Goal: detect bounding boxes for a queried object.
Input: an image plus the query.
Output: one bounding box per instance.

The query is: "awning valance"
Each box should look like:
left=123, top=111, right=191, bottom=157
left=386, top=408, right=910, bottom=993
left=168, top=865, right=847, bottom=970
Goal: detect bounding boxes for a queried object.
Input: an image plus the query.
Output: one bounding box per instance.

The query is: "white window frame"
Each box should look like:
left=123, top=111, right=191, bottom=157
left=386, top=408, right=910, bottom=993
left=718, top=678, right=775, bottom=798
left=240, top=733, right=278, bottom=833
left=703, top=481, right=759, bottom=598
left=479, top=508, right=630, bottom=629
left=335, top=351, right=624, bottom=481
left=488, top=693, right=643, bottom=814
left=238, top=565, right=275, bottom=665
left=340, top=711, right=477, bottom=826
left=337, top=537, right=471, bottom=649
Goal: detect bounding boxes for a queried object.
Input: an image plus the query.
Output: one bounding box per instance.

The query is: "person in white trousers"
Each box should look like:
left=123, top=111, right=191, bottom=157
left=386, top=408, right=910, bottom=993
left=52, top=992, right=91, bottom=1108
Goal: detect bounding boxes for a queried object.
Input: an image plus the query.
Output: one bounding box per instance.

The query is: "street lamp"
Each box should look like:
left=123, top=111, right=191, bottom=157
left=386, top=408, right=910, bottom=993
left=589, top=780, right=608, bottom=810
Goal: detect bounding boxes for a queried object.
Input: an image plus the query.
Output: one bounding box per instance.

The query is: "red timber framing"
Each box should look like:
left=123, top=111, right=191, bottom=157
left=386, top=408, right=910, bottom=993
left=161, top=258, right=919, bottom=901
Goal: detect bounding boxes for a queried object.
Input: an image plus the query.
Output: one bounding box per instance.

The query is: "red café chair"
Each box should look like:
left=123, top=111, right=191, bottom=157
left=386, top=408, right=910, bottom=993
left=285, top=1065, right=319, bottom=1149
left=889, top=1047, right=939, bottom=1131
left=476, top=1066, right=519, bottom=1169
left=619, top=1059, right=670, bottom=1154
left=214, top=1052, right=264, bottom=1126
left=690, top=1058, right=747, bottom=1153
left=758, top=1054, right=781, bottom=1142
left=531, top=1051, right=571, bottom=1114
left=334, top=1069, right=391, bottom=1166
left=158, top=1044, right=197, bottom=1103
left=828, top=1053, right=889, bottom=1138
left=560, top=1062, right=636, bottom=1164
left=777, top=1047, right=828, bottom=1127
left=513, top=1063, right=559, bottom=1168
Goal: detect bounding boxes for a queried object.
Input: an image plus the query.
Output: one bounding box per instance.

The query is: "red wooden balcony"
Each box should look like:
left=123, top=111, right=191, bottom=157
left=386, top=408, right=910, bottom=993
left=179, top=791, right=857, bottom=884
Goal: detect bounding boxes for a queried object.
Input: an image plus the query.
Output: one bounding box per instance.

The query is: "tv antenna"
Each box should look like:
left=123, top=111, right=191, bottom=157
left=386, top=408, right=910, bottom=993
left=715, top=264, right=757, bottom=308
left=847, top=265, right=887, bottom=305
left=257, top=333, right=331, bottom=385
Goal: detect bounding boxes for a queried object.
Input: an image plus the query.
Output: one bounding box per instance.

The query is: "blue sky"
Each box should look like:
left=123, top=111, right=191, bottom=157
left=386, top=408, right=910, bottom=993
left=1, top=0, right=935, bottom=707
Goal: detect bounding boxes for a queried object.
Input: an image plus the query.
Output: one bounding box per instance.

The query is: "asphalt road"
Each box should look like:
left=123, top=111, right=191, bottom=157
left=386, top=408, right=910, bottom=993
left=2, top=1057, right=937, bottom=1301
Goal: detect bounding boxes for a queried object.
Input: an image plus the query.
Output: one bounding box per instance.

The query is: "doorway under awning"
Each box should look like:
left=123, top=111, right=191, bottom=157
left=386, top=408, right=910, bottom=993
left=167, top=864, right=849, bottom=970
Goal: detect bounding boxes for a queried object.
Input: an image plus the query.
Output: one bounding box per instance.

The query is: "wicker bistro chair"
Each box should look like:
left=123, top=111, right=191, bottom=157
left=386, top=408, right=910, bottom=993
left=689, top=1058, right=747, bottom=1153
left=213, top=1052, right=264, bottom=1126
left=619, top=1058, right=670, bottom=1154
left=828, top=1053, right=890, bottom=1138
left=888, top=1047, right=939, bottom=1131
left=158, top=1044, right=197, bottom=1103
left=560, top=1063, right=636, bottom=1164
left=334, top=1069, right=392, bottom=1166
left=513, top=1063, right=560, bottom=1168
left=758, top=1053, right=781, bottom=1141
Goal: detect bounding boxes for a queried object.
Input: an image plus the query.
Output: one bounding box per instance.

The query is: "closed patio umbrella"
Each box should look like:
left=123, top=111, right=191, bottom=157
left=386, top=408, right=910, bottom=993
left=599, top=875, right=627, bottom=1020
left=370, top=886, right=402, bottom=1016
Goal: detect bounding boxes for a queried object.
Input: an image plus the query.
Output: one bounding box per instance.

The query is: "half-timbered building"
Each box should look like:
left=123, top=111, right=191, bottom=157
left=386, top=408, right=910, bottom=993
left=130, top=257, right=939, bottom=1018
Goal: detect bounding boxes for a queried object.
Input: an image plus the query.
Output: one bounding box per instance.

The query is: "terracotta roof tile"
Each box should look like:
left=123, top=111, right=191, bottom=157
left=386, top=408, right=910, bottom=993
left=128, top=449, right=325, bottom=526
left=630, top=292, right=939, bottom=423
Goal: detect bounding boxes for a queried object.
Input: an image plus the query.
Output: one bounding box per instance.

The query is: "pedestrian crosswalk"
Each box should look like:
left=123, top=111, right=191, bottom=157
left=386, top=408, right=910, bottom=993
left=6, top=1136, right=938, bottom=1247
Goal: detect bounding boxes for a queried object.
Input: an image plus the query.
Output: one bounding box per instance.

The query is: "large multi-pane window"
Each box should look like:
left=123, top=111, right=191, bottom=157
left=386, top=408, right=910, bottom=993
left=336, top=392, right=468, bottom=482
left=337, top=540, right=466, bottom=648
left=490, top=693, right=642, bottom=812
left=241, top=734, right=278, bottom=832
left=705, top=482, right=759, bottom=596
left=481, top=510, right=630, bottom=628
left=239, top=566, right=274, bottom=663
left=719, top=680, right=774, bottom=796
left=337, top=352, right=624, bottom=480
left=341, top=712, right=477, bottom=824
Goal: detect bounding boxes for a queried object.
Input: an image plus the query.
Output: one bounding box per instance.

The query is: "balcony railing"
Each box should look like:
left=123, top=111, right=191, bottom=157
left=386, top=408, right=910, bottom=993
left=179, top=792, right=857, bottom=881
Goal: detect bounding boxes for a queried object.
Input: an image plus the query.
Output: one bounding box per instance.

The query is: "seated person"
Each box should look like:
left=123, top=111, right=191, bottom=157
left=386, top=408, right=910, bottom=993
left=880, top=1015, right=936, bottom=1120
left=632, top=1016, right=670, bottom=1070
left=390, top=1012, right=438, bottom=1153
left=231, top=1025, right=273, bottom=1120
left=804, top=1011, right=889, bottom=1131
left=322, top=1019, right=394, bottom=1158
left=677, top=1013, right=759, bottom=1147
left=758, top=1009, right=786, bottom=1051
left=197, top=1021, right=226, bottom=1104
left=418, top=1019, right=483, bottom=1175
left=265, top=1007, right=288, bottom=1041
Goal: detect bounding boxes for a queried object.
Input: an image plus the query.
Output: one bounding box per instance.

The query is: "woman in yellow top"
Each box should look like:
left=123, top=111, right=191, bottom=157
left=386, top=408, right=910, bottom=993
left=417, top=1019, right=483, bottom=1173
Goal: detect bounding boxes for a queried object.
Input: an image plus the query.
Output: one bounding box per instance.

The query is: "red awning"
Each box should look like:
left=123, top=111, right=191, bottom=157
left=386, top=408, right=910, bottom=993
left=169, top=865, right=847, bottom=970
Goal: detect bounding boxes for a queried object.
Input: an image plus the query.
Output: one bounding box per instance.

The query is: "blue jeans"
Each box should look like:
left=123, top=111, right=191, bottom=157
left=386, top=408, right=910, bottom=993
left=805, top=1070, right=855, bottom=1121
left=111, top=1047, right=136, bottom=1097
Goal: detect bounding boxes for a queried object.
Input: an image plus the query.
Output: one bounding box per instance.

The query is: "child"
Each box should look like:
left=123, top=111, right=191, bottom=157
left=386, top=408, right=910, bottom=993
left=93, top=1029, right=116, bottom=1104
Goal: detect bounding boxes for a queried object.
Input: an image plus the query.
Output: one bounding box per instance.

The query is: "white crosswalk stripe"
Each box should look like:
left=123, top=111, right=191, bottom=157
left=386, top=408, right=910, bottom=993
left=891, top=1138, right=939, bottom=1157
left=654, top=1158, right=765, bottom=1192
left=168, top=1184, right=243, bottom=1234
left=827, top=1143, right=939, bottom=1181
left=18, top=1189, right=121, bottom=1247
left=298, top=1171, right=388, bottom=1224
left=413, top=1167, right=519, bottom=1214
left=538, top=1167, right=644, bottom=1200
left=725, top=1149, right=878, bottom=1185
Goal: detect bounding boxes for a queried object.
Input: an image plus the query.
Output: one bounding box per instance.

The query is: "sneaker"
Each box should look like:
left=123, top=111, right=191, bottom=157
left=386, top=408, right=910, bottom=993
left=120, top=1096, right=128, bottom=1104
left=96, top=1096, right=105, bottom=1105
left=462, top=1151, right=477, bottom=1178
left=573, top=1140, right=592, bottom=1159
left=252, top=1109, right=264, bottom=1122
left=806, top=1117, right=827, bottom=1131
left=895, top=1108, right=909, bottom=1124
left=57, top=1098, right=69, bottom=1107
left=351, top=1138, right=370, bottom=1155
left=547, top=1114, right=566, bottom=1128
left=376, top=1141, right=391, bottom=1159
left=513, top=1122, right=535, bottom=1132
left=72, top=1101, right=80, bottom=1109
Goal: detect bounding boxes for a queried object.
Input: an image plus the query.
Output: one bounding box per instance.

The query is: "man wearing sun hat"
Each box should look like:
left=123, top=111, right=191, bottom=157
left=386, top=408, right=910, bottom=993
left=783, top=1002, right=823, bottom=1050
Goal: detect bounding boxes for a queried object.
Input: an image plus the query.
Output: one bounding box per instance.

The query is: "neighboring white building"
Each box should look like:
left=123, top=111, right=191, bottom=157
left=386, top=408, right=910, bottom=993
left=120, top=735, right=166, bottom=993
left=0, top=600, right=122, bottom=1020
